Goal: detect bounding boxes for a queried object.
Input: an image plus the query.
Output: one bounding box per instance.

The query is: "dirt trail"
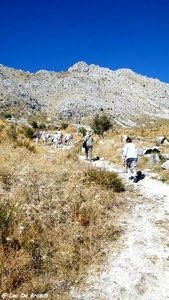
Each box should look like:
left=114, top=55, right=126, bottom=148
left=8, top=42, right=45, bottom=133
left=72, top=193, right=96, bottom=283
left=71, top=157, right=169, bottom=300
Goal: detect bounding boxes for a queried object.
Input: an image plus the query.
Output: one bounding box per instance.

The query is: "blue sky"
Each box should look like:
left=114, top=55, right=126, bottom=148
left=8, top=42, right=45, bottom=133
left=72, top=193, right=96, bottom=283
left=1, top=0, right=169, bottom=83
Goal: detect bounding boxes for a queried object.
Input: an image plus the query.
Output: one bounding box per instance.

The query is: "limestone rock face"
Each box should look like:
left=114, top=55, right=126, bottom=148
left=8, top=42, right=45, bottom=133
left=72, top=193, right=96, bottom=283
left=0, top=61, right=169, bottom=125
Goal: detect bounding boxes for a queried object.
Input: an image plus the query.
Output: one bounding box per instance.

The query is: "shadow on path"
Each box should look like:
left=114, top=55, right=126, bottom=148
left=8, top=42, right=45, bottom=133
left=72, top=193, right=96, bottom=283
left=136, top=171, right=146, bottom=182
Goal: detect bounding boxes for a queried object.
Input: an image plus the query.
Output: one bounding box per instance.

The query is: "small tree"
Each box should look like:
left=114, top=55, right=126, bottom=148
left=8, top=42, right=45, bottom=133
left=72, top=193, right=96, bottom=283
left=91, top=114, right=113, bottom=137
left=31, top=121, right=38, bottom=129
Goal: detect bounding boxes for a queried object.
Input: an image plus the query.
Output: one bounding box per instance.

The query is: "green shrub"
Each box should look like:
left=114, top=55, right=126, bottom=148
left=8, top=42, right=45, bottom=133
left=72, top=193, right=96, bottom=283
left=31, top=121, right=38, bottom=129
left=4, top=113, right=12, bottom=119
left=79, top=127, right=86, bottom=137
left=91, top=114, right=113, bottom=137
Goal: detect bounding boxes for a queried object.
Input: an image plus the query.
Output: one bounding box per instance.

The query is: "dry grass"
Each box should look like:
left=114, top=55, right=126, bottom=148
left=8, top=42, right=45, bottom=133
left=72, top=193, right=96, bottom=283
left=83, top=168, right=125, bottom=192
left=0, top=121, right=126, bottom=299
left=0, top=120, right=169, bottom=298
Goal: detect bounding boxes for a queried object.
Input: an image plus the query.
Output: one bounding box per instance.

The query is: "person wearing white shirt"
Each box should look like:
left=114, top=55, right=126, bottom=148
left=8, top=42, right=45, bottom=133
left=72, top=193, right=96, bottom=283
left=123, top=137, right=138, bottom=182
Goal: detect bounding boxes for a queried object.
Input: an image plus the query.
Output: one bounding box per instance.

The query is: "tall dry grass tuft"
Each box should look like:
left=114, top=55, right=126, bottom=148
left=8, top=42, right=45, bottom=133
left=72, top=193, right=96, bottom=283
left=83, top=167, right=125, bottom=192
left=14, top=139, right=36, bottom=153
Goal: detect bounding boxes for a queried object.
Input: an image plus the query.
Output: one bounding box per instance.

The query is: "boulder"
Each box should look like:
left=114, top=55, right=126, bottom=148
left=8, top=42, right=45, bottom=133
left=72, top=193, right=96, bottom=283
left=161, top=161, right=169, bottom=170
left=163, top=139, right=169, bottom=146
left=156, top=136, right=165, bottom=144
left=156, top=136, right=169, bottom=145
left=138, top=146, right=160, bottom=156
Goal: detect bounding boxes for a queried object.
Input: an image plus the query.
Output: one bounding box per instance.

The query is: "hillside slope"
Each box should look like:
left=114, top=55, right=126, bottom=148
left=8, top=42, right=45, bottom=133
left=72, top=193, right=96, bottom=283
left=0, top=62, right=169, bottom=126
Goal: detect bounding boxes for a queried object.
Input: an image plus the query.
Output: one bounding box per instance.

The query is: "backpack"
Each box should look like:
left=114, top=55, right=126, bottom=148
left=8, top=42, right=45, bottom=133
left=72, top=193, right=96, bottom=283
left=82, top=140, right=86, bottom=148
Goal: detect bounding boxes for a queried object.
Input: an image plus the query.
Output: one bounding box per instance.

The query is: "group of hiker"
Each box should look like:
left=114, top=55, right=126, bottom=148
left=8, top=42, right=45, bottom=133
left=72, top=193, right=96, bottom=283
left=33, top=129, right=73, bottom=147
left=83, top=132, right=139, bottom=183
left=33, top=128, right=139, bottom=182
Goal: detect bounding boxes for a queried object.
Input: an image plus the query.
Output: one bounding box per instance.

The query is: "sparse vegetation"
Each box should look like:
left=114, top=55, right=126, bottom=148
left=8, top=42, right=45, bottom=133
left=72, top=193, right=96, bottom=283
left=0, top=118, right=169, bottom=299
left=0, top=120, right=126, bottom=298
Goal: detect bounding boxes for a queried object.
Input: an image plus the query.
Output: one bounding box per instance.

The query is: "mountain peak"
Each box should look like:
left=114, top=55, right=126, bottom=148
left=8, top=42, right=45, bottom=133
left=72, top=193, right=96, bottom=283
left=0, top=62, right=169, bottom=127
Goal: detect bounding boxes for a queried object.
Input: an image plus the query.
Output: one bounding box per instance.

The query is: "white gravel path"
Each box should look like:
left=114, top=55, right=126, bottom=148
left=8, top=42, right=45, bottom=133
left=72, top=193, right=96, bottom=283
left=71, top=157, right=169, bottom=300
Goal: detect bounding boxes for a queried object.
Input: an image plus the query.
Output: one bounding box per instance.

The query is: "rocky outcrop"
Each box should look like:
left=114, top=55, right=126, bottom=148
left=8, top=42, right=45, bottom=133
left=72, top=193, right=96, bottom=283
left=138, top=146, right=160, bottom=156
left=156, top=136, right=169, bottom=145
left=0, top=62, right=169, bottom=125
left=161, top=161, right=169, bottom=170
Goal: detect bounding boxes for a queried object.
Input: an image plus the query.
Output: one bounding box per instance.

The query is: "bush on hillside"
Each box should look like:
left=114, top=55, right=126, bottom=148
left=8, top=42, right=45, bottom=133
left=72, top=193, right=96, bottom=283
left=91, top=114, right=113, bottom=137
left=31, top=120, right=38, bottom=129
left=79, top=127, right=86, bottom=137
left=4, top=113, right=12, bottom=119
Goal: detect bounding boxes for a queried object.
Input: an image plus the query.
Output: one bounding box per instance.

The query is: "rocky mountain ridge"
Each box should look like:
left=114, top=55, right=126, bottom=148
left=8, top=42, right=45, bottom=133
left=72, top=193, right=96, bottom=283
left=0, top=61, right=169, bottom=127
